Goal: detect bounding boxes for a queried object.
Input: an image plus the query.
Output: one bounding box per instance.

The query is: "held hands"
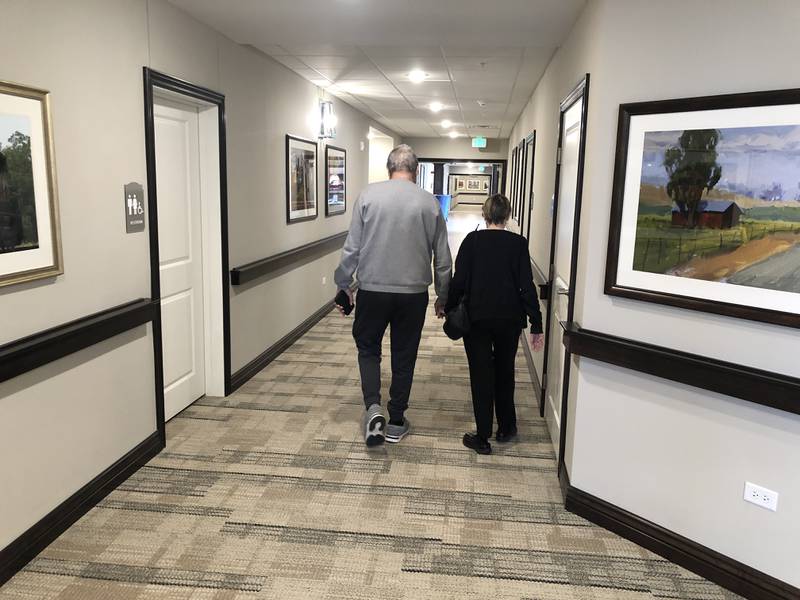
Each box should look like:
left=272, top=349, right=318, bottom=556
left=529, top=332, right=545, bottom=352
left=434, top=299, right=446, bottom=319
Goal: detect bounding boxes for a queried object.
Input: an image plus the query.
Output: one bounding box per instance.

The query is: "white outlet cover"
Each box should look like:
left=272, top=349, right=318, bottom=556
left=744, top=482, right=778, bottom=512
left=322, top=276, right=327, bottom=285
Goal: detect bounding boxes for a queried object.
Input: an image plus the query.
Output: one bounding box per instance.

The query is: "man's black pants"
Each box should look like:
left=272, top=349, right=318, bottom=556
left=353, top=289, right=428, bottom=422
left=463, top=319, right=522, bottom=440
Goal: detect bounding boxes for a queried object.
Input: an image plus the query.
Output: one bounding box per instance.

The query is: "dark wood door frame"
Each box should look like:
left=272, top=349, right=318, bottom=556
left=143, top=68, right=232, bottom=444
left=535, top=74, right=590, bottom=483
left=522, top=132, right=536, bottom=239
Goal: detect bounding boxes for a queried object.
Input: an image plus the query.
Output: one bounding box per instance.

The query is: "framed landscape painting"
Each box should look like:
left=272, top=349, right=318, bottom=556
left=606, top=88, right=800, bottom=328
left=325, top=145, right=346, bottom=217
left=286, top=134, right=317, bottom=223
left=0, top=81, right=62, bottom=288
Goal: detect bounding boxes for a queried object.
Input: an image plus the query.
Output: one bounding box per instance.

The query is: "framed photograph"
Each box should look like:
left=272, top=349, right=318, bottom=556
left=456, top=178, right=465, bottom=191
left=606, top=88, right=800, bottom=328
left=467, top=178, right=481, bottom=191
left=0, top=81, right=62, bottom=288
left=286, top=134, right=317, bottom=223
left=325, top=145, right=346, bottom=217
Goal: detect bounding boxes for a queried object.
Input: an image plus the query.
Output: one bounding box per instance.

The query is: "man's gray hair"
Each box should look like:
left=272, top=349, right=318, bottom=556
left=386, top=144, right=419, bottom=176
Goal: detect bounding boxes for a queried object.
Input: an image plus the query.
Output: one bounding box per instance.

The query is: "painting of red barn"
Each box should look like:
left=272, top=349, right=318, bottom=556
left=671, top=200, right=742, bottom=229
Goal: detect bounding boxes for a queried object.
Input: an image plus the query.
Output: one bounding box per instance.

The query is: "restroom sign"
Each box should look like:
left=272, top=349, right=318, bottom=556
left=124, top=182, right=145, bottom=233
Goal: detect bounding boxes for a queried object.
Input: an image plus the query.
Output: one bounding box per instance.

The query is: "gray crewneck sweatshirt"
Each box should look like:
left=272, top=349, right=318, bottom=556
left=334, top=179, right=452, bottom=301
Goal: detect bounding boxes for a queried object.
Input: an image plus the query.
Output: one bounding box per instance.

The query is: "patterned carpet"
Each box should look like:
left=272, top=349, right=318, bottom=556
left=0, top=303, right=740, bottom=599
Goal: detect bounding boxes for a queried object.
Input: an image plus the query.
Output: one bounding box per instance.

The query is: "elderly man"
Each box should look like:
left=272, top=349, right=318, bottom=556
left=335, top=144, right=452, bottom=446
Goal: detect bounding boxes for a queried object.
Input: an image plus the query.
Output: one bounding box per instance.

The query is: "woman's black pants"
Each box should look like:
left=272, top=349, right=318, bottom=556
left=463, top=319, right=521, bottom=440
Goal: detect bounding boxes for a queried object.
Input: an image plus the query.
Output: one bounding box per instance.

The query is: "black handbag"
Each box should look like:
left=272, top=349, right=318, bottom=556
left=443, top=234, right=474, bottom=341
left=443, top=294, right=470, bottom=340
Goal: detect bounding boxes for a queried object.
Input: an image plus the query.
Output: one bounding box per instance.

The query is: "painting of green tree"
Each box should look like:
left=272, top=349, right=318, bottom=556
left=634, top=124, right=800, bottom=293
left=0, top=114, right=38, bottom=254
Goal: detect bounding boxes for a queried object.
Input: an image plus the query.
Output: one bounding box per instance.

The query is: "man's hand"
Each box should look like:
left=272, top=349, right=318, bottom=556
left=434, top=299, right=446, bottom=319
left=335, top=288, right=354, bottom=316
left=530, top=332, right=545, bottom=352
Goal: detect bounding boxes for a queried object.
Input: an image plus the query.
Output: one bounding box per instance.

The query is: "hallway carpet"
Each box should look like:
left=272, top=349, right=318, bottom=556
left=1, top=305, right=739, bottom=599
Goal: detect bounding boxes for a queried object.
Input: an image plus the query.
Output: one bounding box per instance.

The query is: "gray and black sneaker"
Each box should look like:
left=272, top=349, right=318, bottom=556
left=363, top=404, right=386, bottom=447
left=385, top=418, right=410, bottom=444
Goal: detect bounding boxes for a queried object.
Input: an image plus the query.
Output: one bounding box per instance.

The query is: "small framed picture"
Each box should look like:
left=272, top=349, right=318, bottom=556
left=325, top=145, right=346, bottom=217
left=286, top=134, right=318, bottom=224
left=0, top=81, right=62, bottom=288
left=456, top=179, right=465, bottom=191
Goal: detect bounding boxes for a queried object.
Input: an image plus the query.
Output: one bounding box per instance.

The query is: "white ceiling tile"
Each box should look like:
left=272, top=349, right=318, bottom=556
left=443, top=46, right=522, bottom=58
left=271, top=55, right=308, bottom=70
left=454, top=81, right=513, bottom=102
left=361, top=46, right=445, bottom=58
left=445, top=56, right=521, bottom=73
left=279, top=44, right=361, bottom=56
left=394, top=81, right=455, bottom=99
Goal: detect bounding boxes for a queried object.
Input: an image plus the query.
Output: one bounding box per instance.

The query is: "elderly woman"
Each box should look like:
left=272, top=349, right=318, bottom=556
left=445, top=194, right=544, bottom=455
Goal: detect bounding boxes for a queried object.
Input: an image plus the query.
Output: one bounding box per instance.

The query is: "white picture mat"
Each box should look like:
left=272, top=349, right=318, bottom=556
left=0, top=93, right=55, bottom=273
left=616, top=103, right=800, bottom=314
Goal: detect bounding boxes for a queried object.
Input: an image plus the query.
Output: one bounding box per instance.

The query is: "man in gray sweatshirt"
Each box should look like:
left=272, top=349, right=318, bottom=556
left=335, top=144, right=452, bottom=446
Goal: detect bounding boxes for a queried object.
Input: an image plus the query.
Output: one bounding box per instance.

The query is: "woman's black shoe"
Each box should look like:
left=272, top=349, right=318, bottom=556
left=463, top=432, right=492, bottom=455
left=495, top=428, right=518, bottom=443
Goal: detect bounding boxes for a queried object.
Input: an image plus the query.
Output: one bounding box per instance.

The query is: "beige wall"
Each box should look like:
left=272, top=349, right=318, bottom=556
left=508, top=0, right=800, bottom=586
left=368, top=132, right=395, bottom=184
left=0, top=0, right=398, bottom=550
left=405, top=136, right=509, bottom=161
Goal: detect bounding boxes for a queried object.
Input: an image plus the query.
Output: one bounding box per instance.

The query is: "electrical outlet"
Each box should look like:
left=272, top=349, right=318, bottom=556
left=744, top=482, right=778, bottom=512
left=322, top=276, right=327, bottom=285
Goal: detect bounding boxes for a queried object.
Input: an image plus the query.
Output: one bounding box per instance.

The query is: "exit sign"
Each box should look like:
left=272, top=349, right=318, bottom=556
left=471, top=136, right=487, bottom=148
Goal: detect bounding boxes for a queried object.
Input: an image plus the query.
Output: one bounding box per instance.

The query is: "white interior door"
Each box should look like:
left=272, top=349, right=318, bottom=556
left=154, top=100, right=206, bottom=421
left=544, top=98, right=583, bottom=446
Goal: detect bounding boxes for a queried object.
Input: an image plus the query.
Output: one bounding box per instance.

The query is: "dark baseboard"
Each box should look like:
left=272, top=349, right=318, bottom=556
left=565, top=486, right=798, bottom=600
left=0, top=431, right=163, bottom=586
left=230, top=301, right=334, bottom=392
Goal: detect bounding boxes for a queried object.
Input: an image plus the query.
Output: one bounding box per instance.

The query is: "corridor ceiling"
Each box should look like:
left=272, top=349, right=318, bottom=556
left=168, top=0, right=587, bottom=139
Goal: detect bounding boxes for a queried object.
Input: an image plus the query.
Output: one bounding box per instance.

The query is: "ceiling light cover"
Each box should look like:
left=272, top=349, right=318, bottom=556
left=408, top=70, right=428, bottom=83
left=441, top=119, right=452, bottom=128
left=429, top=101, right=443, bottom=113
left=448, top=131, right=460, bottom=139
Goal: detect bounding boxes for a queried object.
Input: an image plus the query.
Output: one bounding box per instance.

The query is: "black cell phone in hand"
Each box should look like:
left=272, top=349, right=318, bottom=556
left=335, top=289, right=354, bottom=315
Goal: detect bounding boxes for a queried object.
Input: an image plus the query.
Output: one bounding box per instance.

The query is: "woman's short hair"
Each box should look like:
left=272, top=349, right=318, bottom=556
left=483, top=194, right=511, bottom=225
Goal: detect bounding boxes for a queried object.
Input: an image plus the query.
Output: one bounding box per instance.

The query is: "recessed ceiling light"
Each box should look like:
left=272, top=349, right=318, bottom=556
left=448, top=131, right=460, bottom=139
left=429, top=101, right=443, bottom=113
left=408, top=70, right=428, bottom=84
left=441, top=119, right=452, bottom=128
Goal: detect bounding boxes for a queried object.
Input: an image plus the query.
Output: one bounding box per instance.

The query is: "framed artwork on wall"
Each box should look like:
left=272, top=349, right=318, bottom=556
left=606, top=88, right=800, bottom=328
left=456, top=179, right=465, bottom=191
left=466, top=178, right=481, bottom=191
left=286, top=134, right=318, bottom=223
left=325, top=145, right=346, bottom=217
left=0, top=81, right=62, bottom=288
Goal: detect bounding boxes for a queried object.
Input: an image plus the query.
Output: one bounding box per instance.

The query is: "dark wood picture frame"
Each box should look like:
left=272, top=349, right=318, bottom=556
left=324, top=144, right=346, bottom=217
left=285, top=134, right=318, bottom=224
left=605, top=87, right=800, bottom=329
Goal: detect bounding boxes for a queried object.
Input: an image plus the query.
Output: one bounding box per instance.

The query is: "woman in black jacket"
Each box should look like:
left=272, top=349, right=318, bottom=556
left=445, top=194, right=544, bottom=455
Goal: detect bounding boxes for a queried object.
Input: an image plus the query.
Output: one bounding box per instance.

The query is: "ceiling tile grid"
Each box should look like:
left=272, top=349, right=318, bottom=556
left=169, top=0, right=587, bottom=139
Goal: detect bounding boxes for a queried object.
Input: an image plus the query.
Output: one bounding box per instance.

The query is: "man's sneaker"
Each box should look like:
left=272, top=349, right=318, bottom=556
left=363, top=404, right=386, bottom=447
left=385, top=418, right=410, bottom=443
